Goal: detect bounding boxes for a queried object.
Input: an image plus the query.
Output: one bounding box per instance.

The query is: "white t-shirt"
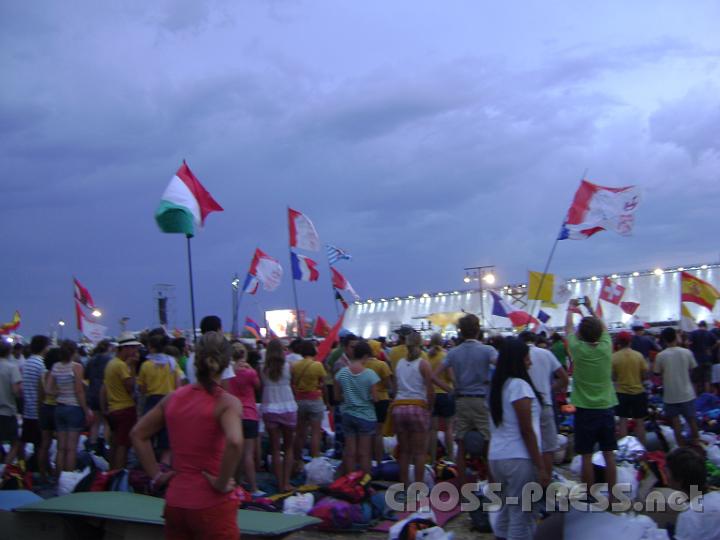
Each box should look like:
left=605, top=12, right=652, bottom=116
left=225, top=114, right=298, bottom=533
left=654, top=347, right=697, bottom=404
left=489, top=378, right=541, bottom=460
left=527, top=345, right=562, bottom=406
left=712, top=364, right=720, bottom=385
left=675, top=491, right=720, bottom=540
left=286, top=353, right=303, bottom=366
left=184, top=353, right=234, bottom=385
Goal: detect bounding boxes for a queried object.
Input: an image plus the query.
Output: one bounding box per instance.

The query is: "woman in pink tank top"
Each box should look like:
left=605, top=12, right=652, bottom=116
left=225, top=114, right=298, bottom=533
left=131, top=332, right=243, bottom=540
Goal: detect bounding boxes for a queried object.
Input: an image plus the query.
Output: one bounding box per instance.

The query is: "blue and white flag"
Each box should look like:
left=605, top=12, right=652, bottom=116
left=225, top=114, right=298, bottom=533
left=326, top=244, right=351, bottom=265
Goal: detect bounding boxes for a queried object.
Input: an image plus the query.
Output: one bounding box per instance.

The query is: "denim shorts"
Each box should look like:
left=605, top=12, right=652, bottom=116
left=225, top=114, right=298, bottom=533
left=664, top=399, right=696, bottom=421
left=55, top=404, right=86, bottom=432
left=342, top=414, right=376, bottom=435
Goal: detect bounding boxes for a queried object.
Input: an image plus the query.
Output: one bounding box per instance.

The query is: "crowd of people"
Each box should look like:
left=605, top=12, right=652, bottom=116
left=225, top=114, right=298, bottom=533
left=0, top=301, right=719, bottom=539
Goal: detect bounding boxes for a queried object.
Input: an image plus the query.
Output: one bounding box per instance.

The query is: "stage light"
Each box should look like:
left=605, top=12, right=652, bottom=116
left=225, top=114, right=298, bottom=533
left=653, top=268, right=664, bottom=276
left=632, top=271, right=640, bottom=277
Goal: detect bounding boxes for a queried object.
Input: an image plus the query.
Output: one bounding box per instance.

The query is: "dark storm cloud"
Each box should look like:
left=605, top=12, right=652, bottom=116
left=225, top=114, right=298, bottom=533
left=2, top=1, right=719, bottom=335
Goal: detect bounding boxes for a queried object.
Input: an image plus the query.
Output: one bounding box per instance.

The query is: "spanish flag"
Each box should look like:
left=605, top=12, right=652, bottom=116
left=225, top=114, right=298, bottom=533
left=0, top=311, right=20, bottom=335
left=681, top=271, right=720, bottom=310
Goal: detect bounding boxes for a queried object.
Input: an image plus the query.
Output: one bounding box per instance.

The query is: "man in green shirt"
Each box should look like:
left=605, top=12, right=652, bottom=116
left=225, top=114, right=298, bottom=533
left=565, top=296, right=617, bottom=498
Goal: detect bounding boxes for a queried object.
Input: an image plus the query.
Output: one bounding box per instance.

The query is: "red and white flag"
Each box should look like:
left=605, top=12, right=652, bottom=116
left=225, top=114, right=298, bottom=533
left=248, top=248, right=283, bottom=292
left=559, top=180, right=641, bottom=240
left=599, top=276, right=625, bottom=305
left=331, top=268, right=359, bottom=300
left=73, top=277, right=96, bottom=309
left=620, top=301, right=640, bottom=315
left=288, top=208, right=320, bottom=252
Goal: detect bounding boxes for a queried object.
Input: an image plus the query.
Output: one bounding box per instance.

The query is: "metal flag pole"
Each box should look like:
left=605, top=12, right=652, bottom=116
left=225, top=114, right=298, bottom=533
left=287, top=207, right=303, bottom=337
left=231, top=274, right=246, bottom=339
left=186, top=235, right=198, bottom=344
left=527, top=169, right=589, bottom=327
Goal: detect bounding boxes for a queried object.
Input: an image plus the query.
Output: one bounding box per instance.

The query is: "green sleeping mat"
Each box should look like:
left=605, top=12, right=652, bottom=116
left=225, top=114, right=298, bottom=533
left=15, top=492, right=320, bottom=536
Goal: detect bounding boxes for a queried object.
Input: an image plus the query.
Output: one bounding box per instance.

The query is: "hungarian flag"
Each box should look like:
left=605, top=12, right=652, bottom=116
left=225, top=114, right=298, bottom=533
left=599, top=276, right=625, bottom=305
left=313, top=315, right=331, bottom=337
left=155, top=161, right=223, bottom=237
left=334, top=289, right=349, bottom=310
left=620, top=301, right=640, bottom=315
left=291, top=252, right=320, bottom=282
left=490, top=291, right=539, bottom=328
left=244, top=317, right=262, bottom=340
left=73, top=277, right=96, bottom=309
left=248, top=248, right=283, bottom=292
left=681, top=271, right=719, bottom=310
left=317, top=311, right=346, bottom=363
left=0, top=311, right=20, bottom=335
left=288, top=208, right=320, bottom=252
left=331, top=268, right=359, bottom=300
left=559, top=180, right=641, bottom=240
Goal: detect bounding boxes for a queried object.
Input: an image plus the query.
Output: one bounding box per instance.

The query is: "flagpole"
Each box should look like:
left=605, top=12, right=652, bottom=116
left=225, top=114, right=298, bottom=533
left=186, top=235, right=198, bottom=344
left=231, top=274, right=245, bottom=339
left=253, top=296, right=270, bottom=341
left=325, top=246, right=340, bottom=317
left=287, top=206, right=307, bottom=337
left=528, top=169, right=589, bottom=327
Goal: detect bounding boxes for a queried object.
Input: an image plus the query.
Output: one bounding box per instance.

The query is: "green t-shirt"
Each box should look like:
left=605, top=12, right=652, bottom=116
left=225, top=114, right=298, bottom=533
left=568, top=331, right=618, bottom=409
left=551, top=341, right=568, bottom=368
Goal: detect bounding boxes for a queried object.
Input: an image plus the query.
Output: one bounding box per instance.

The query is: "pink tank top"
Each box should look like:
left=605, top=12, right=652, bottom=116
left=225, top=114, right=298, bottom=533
left=165, top=384, right=236, bottom=509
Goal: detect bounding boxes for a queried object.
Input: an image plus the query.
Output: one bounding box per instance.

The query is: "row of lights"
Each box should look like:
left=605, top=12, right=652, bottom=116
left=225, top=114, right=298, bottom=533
left=568, top=264, right=712, bottom=284
left=354, top=263, right=715, bottom=305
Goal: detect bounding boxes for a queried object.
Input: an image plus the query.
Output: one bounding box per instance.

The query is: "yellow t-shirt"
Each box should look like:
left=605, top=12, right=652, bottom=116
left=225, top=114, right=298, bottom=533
left=389, top=345, right=428, bottom=371
left=292, top=357, right=327, bottom=398
left=138, top=361, right=182, bottom=396
left=43, top=373, right=57, bottom=406
left=366, top=358, right=392, bottom=401
left=612, top=348, right=648, bottom=395
left=104, top=357, right=135, bottom=412
left=428, top=349, right=452, bottom=394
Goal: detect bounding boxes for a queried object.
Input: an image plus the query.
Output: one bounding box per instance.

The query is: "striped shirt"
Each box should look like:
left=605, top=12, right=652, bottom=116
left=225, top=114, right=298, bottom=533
left=52, top=362, right=80, bottom=406
left=335, top=366, right=379, bottom=422
left=22, top=355, right=46, bottom=419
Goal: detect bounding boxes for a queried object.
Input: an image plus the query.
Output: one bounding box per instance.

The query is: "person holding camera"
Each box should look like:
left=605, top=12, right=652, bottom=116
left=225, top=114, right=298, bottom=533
left=565, top=296, right=617, bottom=498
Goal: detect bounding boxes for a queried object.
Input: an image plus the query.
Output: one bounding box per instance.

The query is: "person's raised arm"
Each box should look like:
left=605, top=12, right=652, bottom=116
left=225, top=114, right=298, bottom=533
left=583, top=296, right=607, bottom=332
left=565, top=299, right=578, bottom=336
left=514, top=397, right=549, bottom=486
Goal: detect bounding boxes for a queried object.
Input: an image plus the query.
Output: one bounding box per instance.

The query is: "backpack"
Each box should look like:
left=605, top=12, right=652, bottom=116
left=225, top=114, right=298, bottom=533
left=327, top=471, right=372, bottom=503
left=0, top=462, right=32, bottom=490
left=309, top=497, right=364, bottom=530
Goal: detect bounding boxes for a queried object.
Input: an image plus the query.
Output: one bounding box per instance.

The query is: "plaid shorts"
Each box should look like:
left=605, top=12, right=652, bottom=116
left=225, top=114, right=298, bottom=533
left=392, top=405, right=430, bottom=433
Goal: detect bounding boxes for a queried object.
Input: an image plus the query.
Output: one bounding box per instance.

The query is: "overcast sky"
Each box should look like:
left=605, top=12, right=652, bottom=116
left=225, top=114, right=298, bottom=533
left=2, top=1, right=719, bottom=336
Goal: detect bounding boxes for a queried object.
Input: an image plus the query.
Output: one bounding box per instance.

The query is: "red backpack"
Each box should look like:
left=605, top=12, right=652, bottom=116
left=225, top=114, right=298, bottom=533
left=327, top=471, right=372, bottom=503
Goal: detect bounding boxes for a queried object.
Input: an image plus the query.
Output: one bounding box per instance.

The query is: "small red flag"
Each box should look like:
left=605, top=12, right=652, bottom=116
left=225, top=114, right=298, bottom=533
left=316, top=311, right=346, bottom=363
left=620, top=301, right=640, bottom=315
